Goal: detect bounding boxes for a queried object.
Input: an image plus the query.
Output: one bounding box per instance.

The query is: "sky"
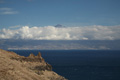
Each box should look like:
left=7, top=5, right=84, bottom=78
left=0, top=0, right=120, bottom=40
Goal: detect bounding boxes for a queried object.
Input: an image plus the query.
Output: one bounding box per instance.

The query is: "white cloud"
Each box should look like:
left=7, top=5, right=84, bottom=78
left=0, top=8, right=18, bottom=15
left=0, top=8, right=11, bottom=10
left=0, top=25, right=120, bottom=40
left=9, top=25, right=21, bottom=29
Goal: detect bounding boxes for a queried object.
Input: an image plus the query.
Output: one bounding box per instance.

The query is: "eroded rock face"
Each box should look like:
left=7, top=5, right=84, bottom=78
left=11, top=52, right=52, bottom=71
left=28, top=53, right=36, bottom=58
left=0, top=49, right=67, bottom=80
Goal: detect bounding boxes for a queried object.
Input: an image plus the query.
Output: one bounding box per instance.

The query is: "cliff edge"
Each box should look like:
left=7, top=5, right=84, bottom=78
left=0, top=49, right=67, bottom=80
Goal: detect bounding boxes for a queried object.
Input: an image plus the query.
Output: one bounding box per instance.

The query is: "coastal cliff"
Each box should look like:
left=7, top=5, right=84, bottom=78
left=0, top=49, right=67, bottom=80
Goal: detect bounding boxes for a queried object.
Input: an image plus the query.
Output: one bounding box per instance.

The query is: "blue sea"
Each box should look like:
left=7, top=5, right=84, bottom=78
left=10, top=50, right=120, bottom=80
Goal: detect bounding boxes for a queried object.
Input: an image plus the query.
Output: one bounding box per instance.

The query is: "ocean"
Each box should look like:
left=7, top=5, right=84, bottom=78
left=10, top=50, right=120, bottom=80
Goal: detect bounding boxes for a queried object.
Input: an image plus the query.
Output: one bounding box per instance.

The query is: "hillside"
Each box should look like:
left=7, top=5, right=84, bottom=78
left=0, top=49, right=67, bottom=80
left=1, top=39, right=120, bottom=50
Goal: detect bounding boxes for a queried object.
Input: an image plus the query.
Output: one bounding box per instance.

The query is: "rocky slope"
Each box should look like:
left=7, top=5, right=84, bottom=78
left=0, top=49, right=67, bottom=80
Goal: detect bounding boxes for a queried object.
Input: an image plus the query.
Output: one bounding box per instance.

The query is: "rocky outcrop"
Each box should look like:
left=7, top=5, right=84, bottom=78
left=0, top=49, right=67, bottom=80
left=11, top=52, right=52, bottom=71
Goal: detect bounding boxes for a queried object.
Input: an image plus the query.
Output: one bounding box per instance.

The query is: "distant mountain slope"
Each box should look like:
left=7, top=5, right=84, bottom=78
left=0, top=49, right=67, bottom=80
left=0, top=39, right=120, bottom=50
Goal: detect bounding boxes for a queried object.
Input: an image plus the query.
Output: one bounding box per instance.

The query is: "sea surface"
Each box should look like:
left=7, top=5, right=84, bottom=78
left=10, top=50, right=120, bottom=80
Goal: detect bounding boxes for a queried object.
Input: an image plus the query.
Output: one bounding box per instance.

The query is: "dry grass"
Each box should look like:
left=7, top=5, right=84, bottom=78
left=0, top=49, right=67, bottom=80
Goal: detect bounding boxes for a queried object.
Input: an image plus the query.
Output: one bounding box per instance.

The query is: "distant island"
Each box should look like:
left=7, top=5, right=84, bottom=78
left=0, top=49, right=67, bottom=80
left=1, top=39, right=120, bottom=50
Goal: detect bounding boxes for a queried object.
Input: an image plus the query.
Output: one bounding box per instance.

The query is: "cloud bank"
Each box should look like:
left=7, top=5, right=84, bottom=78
left=0, top=25, right=120, bottom=40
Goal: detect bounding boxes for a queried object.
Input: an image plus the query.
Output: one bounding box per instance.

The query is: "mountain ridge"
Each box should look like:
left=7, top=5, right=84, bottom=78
left=0, top=39, right=120, bottom=50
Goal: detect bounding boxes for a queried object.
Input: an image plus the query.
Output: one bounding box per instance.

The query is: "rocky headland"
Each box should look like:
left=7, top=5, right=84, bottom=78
left=0, top=49, right=67, bottom=80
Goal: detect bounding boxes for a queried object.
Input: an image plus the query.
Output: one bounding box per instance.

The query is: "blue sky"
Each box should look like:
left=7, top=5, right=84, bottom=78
left=0, top=0, right=120, bottom=29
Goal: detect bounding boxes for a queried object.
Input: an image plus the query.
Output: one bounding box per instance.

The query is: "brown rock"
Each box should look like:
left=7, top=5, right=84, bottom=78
left=0, top=49, right=67, bottom=80
left=37, top=52, right=42, bottom=58
left=28, top=53, right=35, bottom=58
